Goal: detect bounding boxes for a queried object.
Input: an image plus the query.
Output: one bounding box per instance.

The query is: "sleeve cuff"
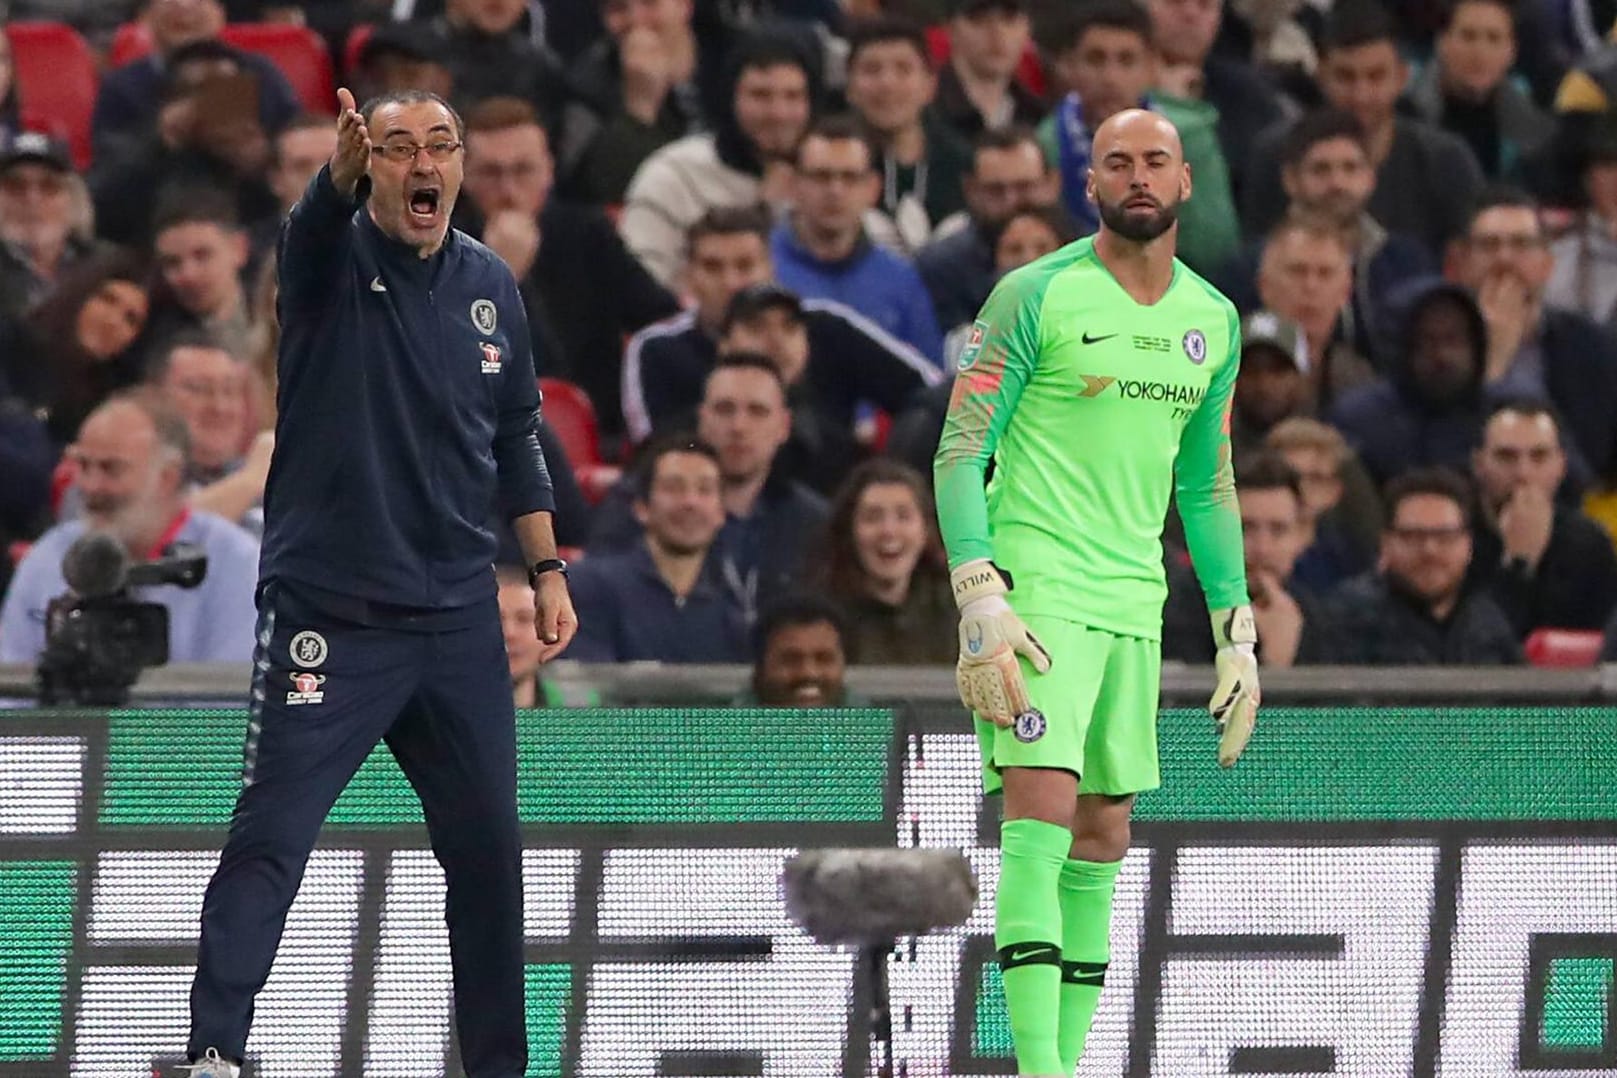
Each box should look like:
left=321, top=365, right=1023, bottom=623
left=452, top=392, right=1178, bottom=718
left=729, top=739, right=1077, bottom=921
left=309, top=162, right=368, bottom=212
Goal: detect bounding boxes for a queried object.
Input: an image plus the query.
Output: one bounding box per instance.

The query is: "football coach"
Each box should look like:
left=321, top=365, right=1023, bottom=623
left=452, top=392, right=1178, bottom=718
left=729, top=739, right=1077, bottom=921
left=182, top=87, right=578, bottom=1078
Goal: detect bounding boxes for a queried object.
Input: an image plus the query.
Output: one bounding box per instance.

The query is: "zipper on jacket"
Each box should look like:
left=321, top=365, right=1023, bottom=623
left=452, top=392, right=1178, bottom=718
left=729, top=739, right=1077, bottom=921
left=426, top=285, right=445, bottom=605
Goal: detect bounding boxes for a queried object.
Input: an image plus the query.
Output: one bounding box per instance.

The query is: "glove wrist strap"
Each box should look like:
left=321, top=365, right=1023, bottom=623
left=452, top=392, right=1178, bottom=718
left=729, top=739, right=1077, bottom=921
left=1211, top=604, right=1256, bottom=649
left=951, top=558, right=1011, bottom=609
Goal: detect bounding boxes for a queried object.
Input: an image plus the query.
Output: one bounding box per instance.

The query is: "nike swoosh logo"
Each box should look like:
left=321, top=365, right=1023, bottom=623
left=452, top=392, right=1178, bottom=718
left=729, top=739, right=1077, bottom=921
left=369, top=277, right=387, bottom=293
left=999, top=942, right=1061, bottom=967
left=1081, top=332, right=1117, bottom=344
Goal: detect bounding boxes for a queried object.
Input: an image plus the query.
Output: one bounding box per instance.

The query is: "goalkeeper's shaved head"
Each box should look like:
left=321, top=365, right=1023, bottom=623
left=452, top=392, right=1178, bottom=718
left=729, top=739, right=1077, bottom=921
left=1093, top=108, right=1184, bottom=161
left=1086, top=108, right=1192, bottom=244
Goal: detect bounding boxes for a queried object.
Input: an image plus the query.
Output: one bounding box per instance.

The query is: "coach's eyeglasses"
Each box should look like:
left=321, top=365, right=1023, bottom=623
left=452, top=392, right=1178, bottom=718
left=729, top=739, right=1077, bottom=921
left=372, top=140, right=463, bottom=163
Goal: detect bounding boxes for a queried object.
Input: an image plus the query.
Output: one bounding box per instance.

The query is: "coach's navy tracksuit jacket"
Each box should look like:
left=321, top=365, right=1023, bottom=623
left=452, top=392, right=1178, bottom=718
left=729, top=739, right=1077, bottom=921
left=188, top=165, right=551, bottom=1078
left=261, top=164, right=555, bottom=607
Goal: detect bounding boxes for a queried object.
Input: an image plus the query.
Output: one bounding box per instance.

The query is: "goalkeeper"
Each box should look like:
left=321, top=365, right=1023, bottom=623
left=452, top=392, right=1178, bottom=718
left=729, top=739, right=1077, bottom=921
left=933, top=109, right=1259, bottom=1077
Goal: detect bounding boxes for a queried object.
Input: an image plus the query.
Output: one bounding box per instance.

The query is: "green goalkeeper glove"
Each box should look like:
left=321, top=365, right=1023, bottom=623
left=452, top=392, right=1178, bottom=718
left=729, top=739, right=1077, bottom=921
left=1209, top=605, right=1259, bottom=767
left=952, top=559, right=1052, bottom=727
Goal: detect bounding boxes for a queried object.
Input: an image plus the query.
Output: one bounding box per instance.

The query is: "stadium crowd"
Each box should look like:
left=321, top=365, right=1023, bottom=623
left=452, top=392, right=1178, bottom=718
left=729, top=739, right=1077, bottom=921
left=10, top=0, right=1617, bottom=692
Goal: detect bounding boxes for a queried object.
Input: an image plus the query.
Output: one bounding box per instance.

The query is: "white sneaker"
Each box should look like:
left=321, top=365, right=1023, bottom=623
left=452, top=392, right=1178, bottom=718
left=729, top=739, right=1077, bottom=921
left=178, top=1048, right=241, bottom=1077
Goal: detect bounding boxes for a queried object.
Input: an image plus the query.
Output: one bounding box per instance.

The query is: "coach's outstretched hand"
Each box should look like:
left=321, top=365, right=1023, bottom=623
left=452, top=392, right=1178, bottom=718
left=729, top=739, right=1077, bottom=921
left=331, top=87, right=371, bottom=196
left=534, top=572, right=578, bottom=664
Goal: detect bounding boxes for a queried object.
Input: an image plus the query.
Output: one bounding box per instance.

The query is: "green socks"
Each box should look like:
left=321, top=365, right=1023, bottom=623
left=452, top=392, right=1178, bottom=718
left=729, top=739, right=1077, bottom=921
left=996, top=818, right=1071, bottom=1075
left=995, top=824, right=1124, bottom=1075
left=1057, top=857, right=1121, bottom=1074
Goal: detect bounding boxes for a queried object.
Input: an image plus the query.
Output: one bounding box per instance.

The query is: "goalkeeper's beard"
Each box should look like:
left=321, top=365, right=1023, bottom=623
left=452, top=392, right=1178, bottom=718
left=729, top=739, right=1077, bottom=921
left=1096, top=193, right=1179, bottom=243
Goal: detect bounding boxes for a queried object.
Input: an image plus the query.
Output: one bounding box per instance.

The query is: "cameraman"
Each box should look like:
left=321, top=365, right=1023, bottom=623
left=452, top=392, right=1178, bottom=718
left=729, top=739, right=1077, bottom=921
left=0, top=390, right=259, bottom=663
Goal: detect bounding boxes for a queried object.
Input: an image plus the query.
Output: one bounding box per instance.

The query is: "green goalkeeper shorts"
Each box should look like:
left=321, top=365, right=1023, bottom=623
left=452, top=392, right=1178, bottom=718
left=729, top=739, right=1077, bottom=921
left=975, top=616, right=1162, bottom=797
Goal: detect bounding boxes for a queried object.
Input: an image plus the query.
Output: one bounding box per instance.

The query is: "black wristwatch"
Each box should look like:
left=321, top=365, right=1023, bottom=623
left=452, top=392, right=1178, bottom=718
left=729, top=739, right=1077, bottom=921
left=528, top=558, right=568, bottom=587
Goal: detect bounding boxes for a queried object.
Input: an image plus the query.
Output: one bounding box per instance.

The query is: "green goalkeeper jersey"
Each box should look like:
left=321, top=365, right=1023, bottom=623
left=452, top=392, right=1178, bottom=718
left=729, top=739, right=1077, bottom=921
left=935, top=236, right=1248, bottom=640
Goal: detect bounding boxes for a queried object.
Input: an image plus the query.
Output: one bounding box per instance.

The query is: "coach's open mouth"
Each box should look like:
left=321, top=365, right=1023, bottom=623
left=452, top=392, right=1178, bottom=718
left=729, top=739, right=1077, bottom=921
left=407, top=186, right=441, bottom=227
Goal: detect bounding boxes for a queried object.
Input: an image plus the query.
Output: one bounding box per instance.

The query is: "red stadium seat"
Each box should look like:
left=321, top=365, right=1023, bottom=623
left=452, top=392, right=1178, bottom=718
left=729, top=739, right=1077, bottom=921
left=107, top=21, right=155, bottom=67
left=855, top=408, right=893, bottom=452
left=539, top=378, right=601, bottom=464
left=1524, top=628, right=1605, bottom=668
left=538, top=377, right=621, bottom=504
left=871, top=408, right=893, bottom=452
left=924, top=25, right=1047, bottom=99
left=4, top=22, right=99, bottom=169
left=105, top=22, right=335, bottom=114
left=343, top=23, right=374, bottom=79
left=220, top=24, right=335, bottom=114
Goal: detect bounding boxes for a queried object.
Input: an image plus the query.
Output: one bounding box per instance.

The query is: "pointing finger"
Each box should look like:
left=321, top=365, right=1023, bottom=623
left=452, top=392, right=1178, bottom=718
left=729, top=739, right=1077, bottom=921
left=336, top=86, right=355, bottom=115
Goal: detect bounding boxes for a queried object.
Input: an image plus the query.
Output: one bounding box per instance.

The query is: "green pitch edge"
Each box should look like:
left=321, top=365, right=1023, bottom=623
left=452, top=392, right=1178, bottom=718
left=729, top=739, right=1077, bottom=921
left=97, top=708, right=892, bottom=828
left=1143, top=707, right=1617, bottom=821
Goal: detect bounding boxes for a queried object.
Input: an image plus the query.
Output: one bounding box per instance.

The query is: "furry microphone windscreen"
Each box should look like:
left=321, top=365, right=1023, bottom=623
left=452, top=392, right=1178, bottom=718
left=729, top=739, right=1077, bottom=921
left=61, top=531, right=130, bottom=598
left=782, top=848, right=978, bottom=946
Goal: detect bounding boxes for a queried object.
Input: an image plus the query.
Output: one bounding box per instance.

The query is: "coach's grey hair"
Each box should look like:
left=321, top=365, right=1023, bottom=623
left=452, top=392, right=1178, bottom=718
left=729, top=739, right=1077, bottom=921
left=360, top=90, right=466, bottom=142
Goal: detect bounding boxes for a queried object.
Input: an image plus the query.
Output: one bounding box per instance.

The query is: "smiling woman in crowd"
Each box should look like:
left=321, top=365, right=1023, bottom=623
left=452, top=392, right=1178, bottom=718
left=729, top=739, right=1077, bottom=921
left=0, top=246, right=151, bottom=446
left=813, top=457, right=957, bottom=665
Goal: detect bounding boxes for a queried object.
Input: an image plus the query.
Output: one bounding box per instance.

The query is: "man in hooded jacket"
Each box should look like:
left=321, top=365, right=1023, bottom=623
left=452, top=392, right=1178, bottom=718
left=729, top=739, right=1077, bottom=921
left=1328, top=278, right=1496, bottom=489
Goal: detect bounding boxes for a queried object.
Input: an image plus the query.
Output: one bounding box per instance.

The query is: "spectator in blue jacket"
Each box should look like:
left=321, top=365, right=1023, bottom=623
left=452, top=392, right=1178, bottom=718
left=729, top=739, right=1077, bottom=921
left=567, top=436, right=749, bottom=662
left=770, top=115, right=944, bottom=363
